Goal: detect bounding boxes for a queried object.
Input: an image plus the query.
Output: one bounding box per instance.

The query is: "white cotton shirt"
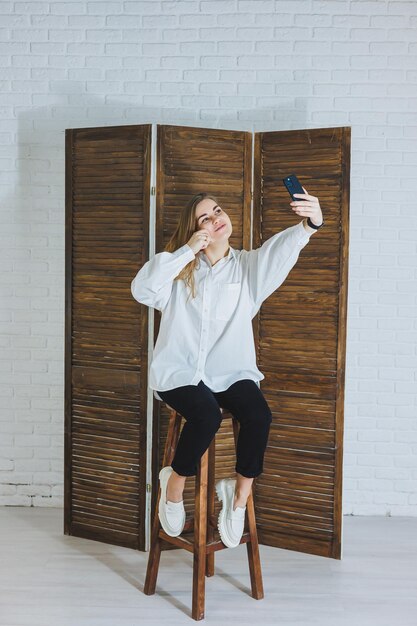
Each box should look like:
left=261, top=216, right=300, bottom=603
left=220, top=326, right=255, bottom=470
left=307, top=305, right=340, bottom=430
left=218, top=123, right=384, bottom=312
left=131, top=220, right=316, bottom=402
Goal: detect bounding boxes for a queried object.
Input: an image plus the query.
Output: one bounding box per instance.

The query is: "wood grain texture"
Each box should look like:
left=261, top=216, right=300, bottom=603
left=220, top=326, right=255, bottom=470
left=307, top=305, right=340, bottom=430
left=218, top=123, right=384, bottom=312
left=64, top=124, right=152, bottom=550
left=252, top=126, right=350, bottom=559
left=154, top=124, right=253, bottom=524
left=65, top=124, right=350, bottom=561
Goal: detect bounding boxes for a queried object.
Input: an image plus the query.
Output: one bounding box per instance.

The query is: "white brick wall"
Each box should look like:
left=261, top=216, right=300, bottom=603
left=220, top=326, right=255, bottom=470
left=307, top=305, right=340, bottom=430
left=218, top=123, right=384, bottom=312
left=0, top=0, right=416, bottom=514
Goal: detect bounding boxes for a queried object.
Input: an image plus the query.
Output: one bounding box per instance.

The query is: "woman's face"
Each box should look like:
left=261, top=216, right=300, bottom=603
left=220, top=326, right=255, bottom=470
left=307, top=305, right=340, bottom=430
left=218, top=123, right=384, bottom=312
left=195, top=199, right=232, bottom=240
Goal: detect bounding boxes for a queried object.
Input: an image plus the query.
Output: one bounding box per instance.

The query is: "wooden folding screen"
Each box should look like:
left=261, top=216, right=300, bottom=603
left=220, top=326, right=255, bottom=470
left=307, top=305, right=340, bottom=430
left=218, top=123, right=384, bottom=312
left=65, top=124, right=151, bottom=549
left=154, top=125, right=253, bottom=531
left=252, top=128, right=350, bottom=558
left=65, top=123, right=349, bottom=559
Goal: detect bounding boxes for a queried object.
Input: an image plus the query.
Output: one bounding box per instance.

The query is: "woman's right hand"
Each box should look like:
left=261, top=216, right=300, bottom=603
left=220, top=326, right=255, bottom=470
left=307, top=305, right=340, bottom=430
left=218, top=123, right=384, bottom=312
left=187, top=229, right=213, bottom=255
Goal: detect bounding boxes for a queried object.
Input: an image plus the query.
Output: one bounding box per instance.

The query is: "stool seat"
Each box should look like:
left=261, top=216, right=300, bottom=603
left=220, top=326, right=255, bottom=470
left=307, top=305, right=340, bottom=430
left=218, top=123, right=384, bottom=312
left=144, top=402, right=264, bottom=621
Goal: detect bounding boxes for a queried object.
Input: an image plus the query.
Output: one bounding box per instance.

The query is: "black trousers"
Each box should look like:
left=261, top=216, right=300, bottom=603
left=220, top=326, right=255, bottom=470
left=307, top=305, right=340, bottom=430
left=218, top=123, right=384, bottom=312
left=156, top=379, right=273, bottom=478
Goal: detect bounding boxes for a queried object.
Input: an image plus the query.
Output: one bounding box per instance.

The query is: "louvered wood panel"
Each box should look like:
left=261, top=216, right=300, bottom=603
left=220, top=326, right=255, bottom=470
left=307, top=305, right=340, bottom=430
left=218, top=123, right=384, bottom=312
left=65, top=124, right=151, bottom=550
left=252, top=127, right=350, bottom=559
left=153, top=125, right=252, bottom=522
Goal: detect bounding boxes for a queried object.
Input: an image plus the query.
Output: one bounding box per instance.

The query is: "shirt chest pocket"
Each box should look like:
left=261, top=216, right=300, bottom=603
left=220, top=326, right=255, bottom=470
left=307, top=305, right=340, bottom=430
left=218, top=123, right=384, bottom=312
left=215, top=282, right=241, bottom=321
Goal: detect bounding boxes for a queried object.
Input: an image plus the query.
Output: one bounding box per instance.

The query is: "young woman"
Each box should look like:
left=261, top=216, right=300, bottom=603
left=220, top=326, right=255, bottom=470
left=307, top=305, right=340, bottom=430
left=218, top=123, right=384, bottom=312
left=131, top=189, right=323, bottom=548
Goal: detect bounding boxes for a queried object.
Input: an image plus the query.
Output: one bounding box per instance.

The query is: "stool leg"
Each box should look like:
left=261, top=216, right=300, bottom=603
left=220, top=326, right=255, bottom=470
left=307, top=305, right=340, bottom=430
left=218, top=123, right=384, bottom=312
left=144, top=410, right=182, bottom=596
left=245, top=488, right=264, bottom=600
left=192, top=448, right=209, bottom=620
left=205, top=437, right=216, bottom=577
left=231, top=418, right=264, bottom=601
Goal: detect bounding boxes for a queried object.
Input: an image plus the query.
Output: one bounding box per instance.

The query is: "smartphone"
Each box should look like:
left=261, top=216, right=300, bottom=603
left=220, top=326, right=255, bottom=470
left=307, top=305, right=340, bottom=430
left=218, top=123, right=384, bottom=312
left=282, top=174, right=306, bottom=201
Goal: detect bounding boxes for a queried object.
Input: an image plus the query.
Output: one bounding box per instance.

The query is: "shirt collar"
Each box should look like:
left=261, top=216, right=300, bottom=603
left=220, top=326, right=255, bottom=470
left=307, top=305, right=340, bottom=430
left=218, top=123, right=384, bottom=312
left=198, top=245, right=236, bottom=265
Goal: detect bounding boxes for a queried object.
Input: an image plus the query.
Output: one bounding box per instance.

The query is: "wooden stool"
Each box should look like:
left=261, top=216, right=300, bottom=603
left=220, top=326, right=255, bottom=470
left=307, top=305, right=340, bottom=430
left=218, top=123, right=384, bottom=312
left=144, top=404, right=264, bottom=621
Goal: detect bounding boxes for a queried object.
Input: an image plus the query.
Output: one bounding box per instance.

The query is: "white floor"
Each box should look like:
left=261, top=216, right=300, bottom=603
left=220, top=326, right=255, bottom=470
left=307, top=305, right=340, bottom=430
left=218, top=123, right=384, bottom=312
left=0, top=508, right=416, bottom=626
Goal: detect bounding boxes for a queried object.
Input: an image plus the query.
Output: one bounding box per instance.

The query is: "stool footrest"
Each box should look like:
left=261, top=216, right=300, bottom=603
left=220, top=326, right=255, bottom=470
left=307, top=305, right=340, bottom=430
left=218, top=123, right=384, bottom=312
left=159, top=528, right=252, bottom=554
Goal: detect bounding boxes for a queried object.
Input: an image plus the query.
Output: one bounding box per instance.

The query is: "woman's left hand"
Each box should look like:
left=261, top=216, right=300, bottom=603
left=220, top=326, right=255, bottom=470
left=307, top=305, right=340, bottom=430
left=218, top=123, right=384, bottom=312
left=290, top=186, right=323, bottom=226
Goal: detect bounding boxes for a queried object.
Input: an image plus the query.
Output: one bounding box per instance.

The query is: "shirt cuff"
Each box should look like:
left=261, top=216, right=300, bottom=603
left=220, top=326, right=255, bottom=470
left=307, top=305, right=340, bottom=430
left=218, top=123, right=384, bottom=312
left=302, top=218, right=319, bottom=235
left=297, top=219, right=315, bottom=244
left=173, top=243, right=196, bottom=259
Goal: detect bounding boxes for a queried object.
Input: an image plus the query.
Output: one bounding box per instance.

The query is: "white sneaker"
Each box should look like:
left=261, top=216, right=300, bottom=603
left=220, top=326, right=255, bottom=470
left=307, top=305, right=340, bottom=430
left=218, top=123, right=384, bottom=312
left=215, top=478, right=246, bottom=548
left=158, top=466, right=186, bottom=537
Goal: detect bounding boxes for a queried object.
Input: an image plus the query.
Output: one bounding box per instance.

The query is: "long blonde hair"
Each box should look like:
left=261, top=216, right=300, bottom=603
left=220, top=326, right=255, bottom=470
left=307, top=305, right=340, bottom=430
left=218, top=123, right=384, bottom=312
left=165, top=192, right=220, bottom=301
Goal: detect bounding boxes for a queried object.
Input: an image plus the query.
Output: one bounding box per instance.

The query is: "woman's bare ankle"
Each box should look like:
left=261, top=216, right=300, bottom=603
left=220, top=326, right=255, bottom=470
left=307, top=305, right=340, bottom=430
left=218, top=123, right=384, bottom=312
left=166, top=470, right=186, bottom=502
